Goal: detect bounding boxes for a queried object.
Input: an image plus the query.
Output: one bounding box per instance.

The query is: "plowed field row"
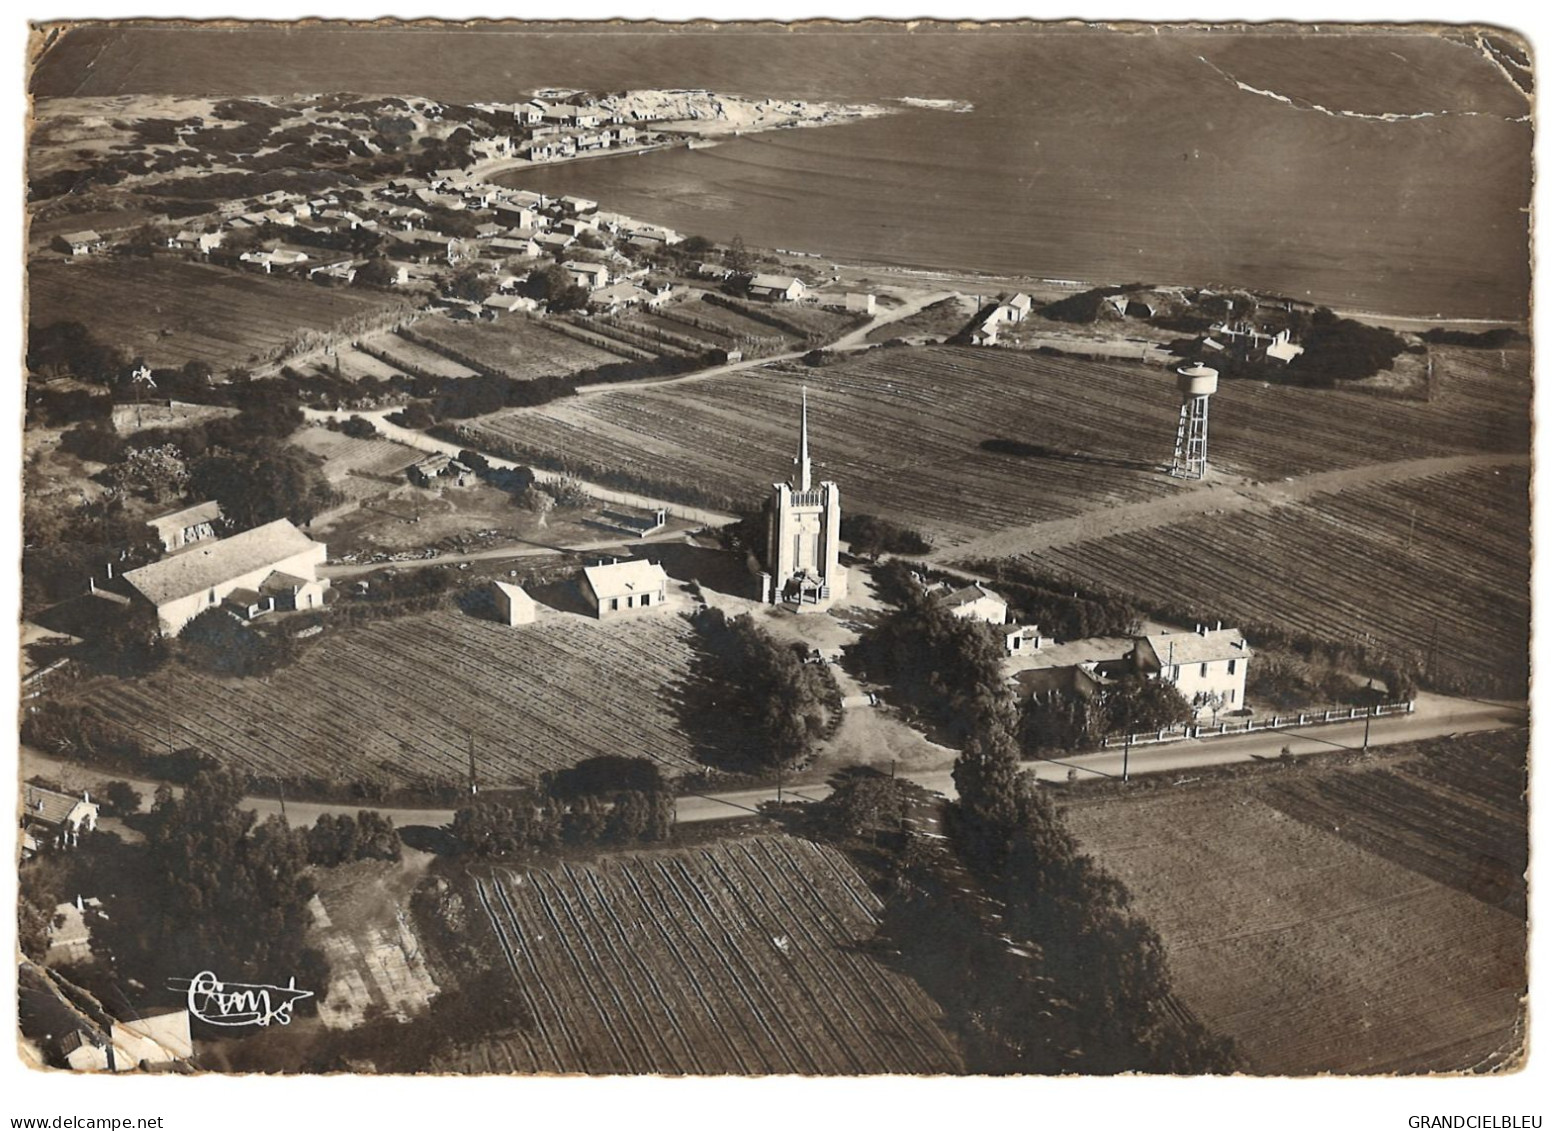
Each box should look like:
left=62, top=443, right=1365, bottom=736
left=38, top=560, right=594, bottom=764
left=412, top=313, right=623, bottom=379
left=1035, top=466, right=1529, bottom=693
left=446, top=836, right=962, bottom=1075
left=1062, top=730, right=1527, bottom=1074
left=466, top=345, right=1528, bottom=547
left=72, top=609, right=702, bottom=788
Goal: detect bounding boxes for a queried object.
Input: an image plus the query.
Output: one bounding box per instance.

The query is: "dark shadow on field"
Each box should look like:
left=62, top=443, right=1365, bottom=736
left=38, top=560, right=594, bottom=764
left=399, top=824, right=460, bottom=855
left=981, top=437, right=1158, bottom=473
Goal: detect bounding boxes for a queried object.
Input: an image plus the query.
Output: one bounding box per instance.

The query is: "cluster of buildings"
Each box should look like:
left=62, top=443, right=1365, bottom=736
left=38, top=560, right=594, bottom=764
left=934, top=578, right=1253, bottom=718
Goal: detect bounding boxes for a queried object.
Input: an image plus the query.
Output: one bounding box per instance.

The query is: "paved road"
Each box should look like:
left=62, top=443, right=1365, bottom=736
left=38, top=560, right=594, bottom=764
left=674, top=694, right=1525, bottom=823
left=23, top=695, right=1521, bottom=833
left=321, top=527, right=690, bottom=579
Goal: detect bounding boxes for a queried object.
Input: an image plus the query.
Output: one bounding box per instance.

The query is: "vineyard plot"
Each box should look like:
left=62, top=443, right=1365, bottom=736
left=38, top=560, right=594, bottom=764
left=1063, top=731, right=1528, bottom=1074
left=30, top=258, right=414, bottom=371
left=73, top=609, right=704, bottom=788
left=468, top=344, right=1529, bottom=548
left=443, top=835, right=963, bottom=1075
left=1033, top=465, right=1530, bottom=695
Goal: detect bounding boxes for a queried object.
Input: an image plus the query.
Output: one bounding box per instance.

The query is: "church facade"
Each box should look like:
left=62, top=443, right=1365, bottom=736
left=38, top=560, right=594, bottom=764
left=761, top=390, right=847, bottom=608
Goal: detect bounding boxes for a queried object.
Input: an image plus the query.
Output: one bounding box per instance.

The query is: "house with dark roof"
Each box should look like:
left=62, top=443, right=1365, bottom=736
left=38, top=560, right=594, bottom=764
left=121, top=519, right=328, bottom=635
left=934, top=582, right=1009, bottom=626
left=54, top=230, right=106, bottom=256
left=20, top=786, right=99, bottom=854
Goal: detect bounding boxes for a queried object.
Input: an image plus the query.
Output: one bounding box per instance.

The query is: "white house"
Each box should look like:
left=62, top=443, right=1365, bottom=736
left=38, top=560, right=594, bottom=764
left=1265, top=328, right=1306, bottom=364
left=1002, top=624, right=1045, bottom=656
left=55, top=230, right=106, bottom=256
left=1131, top=626, right=1251, bottom=715
left=122, top=519, right=329, bottom=635
left=562, top=260, right=610, bottom=290
left=935, top=582, right=1009, bottom=626
left=581, top=558, right=670, bottom=619
left=748, top=274, right=807, bottom=302
left=21, top=787, right=99, bottom=853
left=491, top=581, right=537, bottom=626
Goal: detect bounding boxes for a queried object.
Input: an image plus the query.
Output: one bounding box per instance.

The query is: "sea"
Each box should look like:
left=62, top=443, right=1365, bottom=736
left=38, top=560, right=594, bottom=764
left=31, top=24, right=1533, bottom=320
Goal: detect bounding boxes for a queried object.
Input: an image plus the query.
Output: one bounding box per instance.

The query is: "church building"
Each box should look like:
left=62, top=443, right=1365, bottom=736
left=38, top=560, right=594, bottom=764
left=761, top=390, right=847, bottom=609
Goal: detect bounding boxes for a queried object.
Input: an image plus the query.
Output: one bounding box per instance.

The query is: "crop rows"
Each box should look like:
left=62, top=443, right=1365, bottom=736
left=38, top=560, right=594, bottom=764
left=412, top=314, right=620, bottom=379
left=1035, top=465, right=1529, bottom=693
left=1262, top=729, right=1528, bottom=917
left=445, top=835, right=962, bottom=1075
left=467, top=345, right=1527, bottom=549
left=30, top=258, right=413, bottom=371
left=74, top=610, right=703, bottom=788
left=291, top=429, right=422, bottom=479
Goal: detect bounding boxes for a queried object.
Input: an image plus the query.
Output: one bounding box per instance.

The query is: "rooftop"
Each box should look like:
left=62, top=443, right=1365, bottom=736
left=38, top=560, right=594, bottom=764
left=583, top=558, right=668, bottom=599
left=123, top=519, right=322, bottom=607
left=1141, top=628, right=1250, bottom=666
left=146, top=500, right=221, bottom=535
left=22, top=785, right=95, bottom=829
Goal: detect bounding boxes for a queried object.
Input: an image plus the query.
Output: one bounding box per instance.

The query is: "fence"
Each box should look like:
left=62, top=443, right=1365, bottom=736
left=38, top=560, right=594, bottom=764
left=1099, top=700, right=1416, bottom=750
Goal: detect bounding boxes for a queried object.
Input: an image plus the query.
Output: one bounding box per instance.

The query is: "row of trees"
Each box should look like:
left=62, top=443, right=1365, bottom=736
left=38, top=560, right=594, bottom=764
left=451, top=755, right=675, bottom=857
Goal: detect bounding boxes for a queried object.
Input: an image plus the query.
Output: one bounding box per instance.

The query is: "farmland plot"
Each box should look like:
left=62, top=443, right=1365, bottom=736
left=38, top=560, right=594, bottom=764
left=1062, top=730, right=1527, bottom=1074
left=444, top=835, right=962, bottom=1075
left=1035, top=465, right=1530, bottom=693
left=410, top=313, right=621, bottom=379
left=357, top=329, right=479, bottom=378
left=291, top=427, right=423, bottom=481
left=29, top=258, right=414, bottom=371
left=74, top=609, right=704, bottom=788
left=468, top=345, right=1527, bottom=547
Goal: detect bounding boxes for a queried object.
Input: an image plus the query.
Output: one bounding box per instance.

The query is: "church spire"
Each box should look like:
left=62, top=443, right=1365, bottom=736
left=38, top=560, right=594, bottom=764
left=796, top=386, right=812, bottom=492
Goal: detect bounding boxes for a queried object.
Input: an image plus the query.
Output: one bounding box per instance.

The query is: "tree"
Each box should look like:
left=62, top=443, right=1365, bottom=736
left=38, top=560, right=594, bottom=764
left=522, top=264, right=589, bottom=312
left=98, top=767, right=327, bottom=993
left=444, top=263, right=495, bottom=303
left=190, top=439, right=335, bottom=529
left=99, top=780, right=143, bottom=818
left=726, top=234, right=752, bottom=275
left=354, top=257, right=399, bottom=288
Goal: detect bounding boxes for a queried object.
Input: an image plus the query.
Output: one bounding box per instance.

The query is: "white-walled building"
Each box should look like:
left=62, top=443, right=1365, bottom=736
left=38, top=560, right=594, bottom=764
left=145, top=500, right=222, bottom=554
left=123, top=519, right=329, bottom=635
left=582, top=559, right=669, bottom=619
left=1131, top=627, right=1251, bottom=715
left=762, top=390, right=846, bottom=608
left=491, top=581, right=537, bottom=626
left=936, top=583, right=1009, bottom=626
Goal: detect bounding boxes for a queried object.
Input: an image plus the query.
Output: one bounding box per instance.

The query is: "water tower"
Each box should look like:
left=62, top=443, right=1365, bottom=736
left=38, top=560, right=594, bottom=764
left=1170, top=362, right=1219, bottom=479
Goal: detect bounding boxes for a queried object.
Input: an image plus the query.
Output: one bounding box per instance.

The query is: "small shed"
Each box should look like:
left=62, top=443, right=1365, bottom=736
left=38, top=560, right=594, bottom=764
left=491, top=581, right=537, bottom=626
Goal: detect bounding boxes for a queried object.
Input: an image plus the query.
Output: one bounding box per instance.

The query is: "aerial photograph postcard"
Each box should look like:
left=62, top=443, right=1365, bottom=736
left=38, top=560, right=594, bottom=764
left=13, top=18, right=1531, bottom=1083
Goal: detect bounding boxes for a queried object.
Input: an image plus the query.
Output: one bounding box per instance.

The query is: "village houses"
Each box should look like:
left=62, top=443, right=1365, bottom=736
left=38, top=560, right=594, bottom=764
left=581, top=558, right=670, bottom=619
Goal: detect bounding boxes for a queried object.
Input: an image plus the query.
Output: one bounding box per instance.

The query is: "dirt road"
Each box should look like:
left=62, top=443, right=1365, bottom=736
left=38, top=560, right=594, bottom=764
left=930, top=452, right=1531, bottom=564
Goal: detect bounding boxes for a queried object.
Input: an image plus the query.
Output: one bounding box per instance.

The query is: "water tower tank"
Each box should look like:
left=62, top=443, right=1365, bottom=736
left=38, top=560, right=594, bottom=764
left=1176, top=363, right=1219, bottom=398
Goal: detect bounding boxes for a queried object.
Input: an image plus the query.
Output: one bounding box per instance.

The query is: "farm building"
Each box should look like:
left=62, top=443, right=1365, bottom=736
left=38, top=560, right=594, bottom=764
left=491, top=581, right=537, bottom=626
left=762, top=390, right=847, bottom=608
left=1002, top=624, right=1045, bottom=656
left=935, top=582, right=1009, bottom=625
left=1131, top=626, right=1251, bottom=715
left=748, top=274, right=808, bottom=302
left=21, top=786, right=99, bottom=854
left=121, top=518, right=329, bottom=635
left=145, top=500, right=222, bottom=554
left=588, top=282, right=651, bottom=311
left=1266, top=328, right=1306, bottom=363
left=54, top=230, right=106, bottom=256
left=581, top=558, right=670, bottom=619
left=483, top=293, right=539, bottom=317
left=563, top=260, right=610, bottom=290
left=409, top=452, right=474, bottom=487
left=170, top=230, right=224, bottom=254
left=536, top=232, right=576, bottom=254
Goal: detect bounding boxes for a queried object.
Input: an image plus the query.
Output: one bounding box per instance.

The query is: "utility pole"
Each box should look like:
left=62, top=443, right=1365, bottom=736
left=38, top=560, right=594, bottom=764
left=1123, top=734, right=1132, bottom=783
left=278, top=776, right=289, bottom=823
left=467, top=730, right=478, bottom=796
left=776, top=761, right=783, bottom=805
left=1363, top=710, right=1372, bottom=752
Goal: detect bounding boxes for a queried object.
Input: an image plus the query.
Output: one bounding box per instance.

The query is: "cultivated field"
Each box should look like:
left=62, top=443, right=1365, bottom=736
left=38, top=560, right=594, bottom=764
left=446, top=834, right=962, bottom=1074
left=291, top=426, right=423, bottom=482
left=1035, top=464, right=1530, bottom=693
left=355, top=330, right=479, bottom=379
left=410, top=313, right=622, bottom=378
left=1062, top=730, right=1527, bottom=1074
left=75, top=609, right=704, bottom=788
left=29, top=258, right=415, bottom=371
left=467, top=344, right=1529, bottom=546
